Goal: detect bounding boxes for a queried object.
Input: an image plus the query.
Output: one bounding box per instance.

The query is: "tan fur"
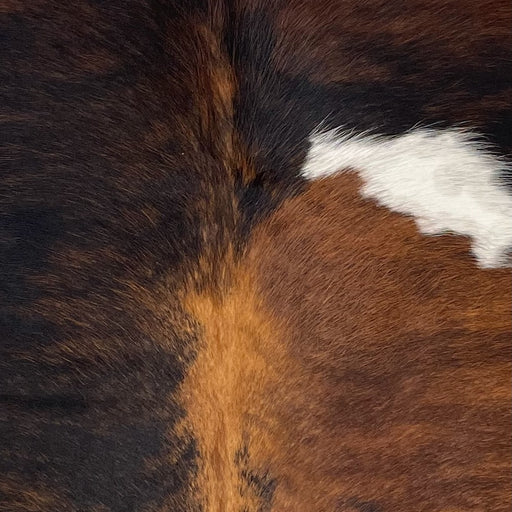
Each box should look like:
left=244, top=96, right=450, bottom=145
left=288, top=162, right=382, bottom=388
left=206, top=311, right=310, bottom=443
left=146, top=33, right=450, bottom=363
left=179, top=264, right=288, bottom=511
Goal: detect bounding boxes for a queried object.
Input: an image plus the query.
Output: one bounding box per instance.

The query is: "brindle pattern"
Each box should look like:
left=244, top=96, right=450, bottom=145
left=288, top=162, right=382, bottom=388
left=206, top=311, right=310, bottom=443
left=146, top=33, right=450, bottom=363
left=1, top=1, right=511, bottom=511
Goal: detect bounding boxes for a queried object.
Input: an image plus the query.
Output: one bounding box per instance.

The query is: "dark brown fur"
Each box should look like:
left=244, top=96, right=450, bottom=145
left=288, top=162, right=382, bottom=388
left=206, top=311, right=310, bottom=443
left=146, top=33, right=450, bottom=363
left=1, top=1, right=511, bottom=511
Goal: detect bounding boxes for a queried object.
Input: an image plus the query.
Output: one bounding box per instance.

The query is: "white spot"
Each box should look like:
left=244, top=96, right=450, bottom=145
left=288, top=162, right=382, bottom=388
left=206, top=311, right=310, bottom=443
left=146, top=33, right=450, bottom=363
left=301, top=128, right=512, bottom=268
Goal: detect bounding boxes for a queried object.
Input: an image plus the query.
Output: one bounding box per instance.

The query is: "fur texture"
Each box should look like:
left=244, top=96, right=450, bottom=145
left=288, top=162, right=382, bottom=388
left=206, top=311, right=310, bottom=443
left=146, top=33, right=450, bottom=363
left=1, top=1, right=511, bottom=511
left=303, top=128, right=512, bottom=267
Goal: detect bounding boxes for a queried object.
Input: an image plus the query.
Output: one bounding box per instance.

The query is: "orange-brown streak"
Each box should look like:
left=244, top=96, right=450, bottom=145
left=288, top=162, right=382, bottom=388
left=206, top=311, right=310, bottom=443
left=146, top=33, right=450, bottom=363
left=180, top=172, right=511, bottom=511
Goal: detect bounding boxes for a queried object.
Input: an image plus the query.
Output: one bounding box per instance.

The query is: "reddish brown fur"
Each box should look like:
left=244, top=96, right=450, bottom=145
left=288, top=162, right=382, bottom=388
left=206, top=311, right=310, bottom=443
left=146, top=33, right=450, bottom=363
left=181, top=173, right=511, bottom=511
left=2, top=1, right=511, bottom=510
left=248, top=173, right=511, bottom=510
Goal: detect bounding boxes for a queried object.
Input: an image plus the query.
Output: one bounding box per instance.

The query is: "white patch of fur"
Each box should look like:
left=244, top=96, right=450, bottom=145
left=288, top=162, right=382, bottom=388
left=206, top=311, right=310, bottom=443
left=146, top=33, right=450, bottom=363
left=302, top=128, right=512, bottom=268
